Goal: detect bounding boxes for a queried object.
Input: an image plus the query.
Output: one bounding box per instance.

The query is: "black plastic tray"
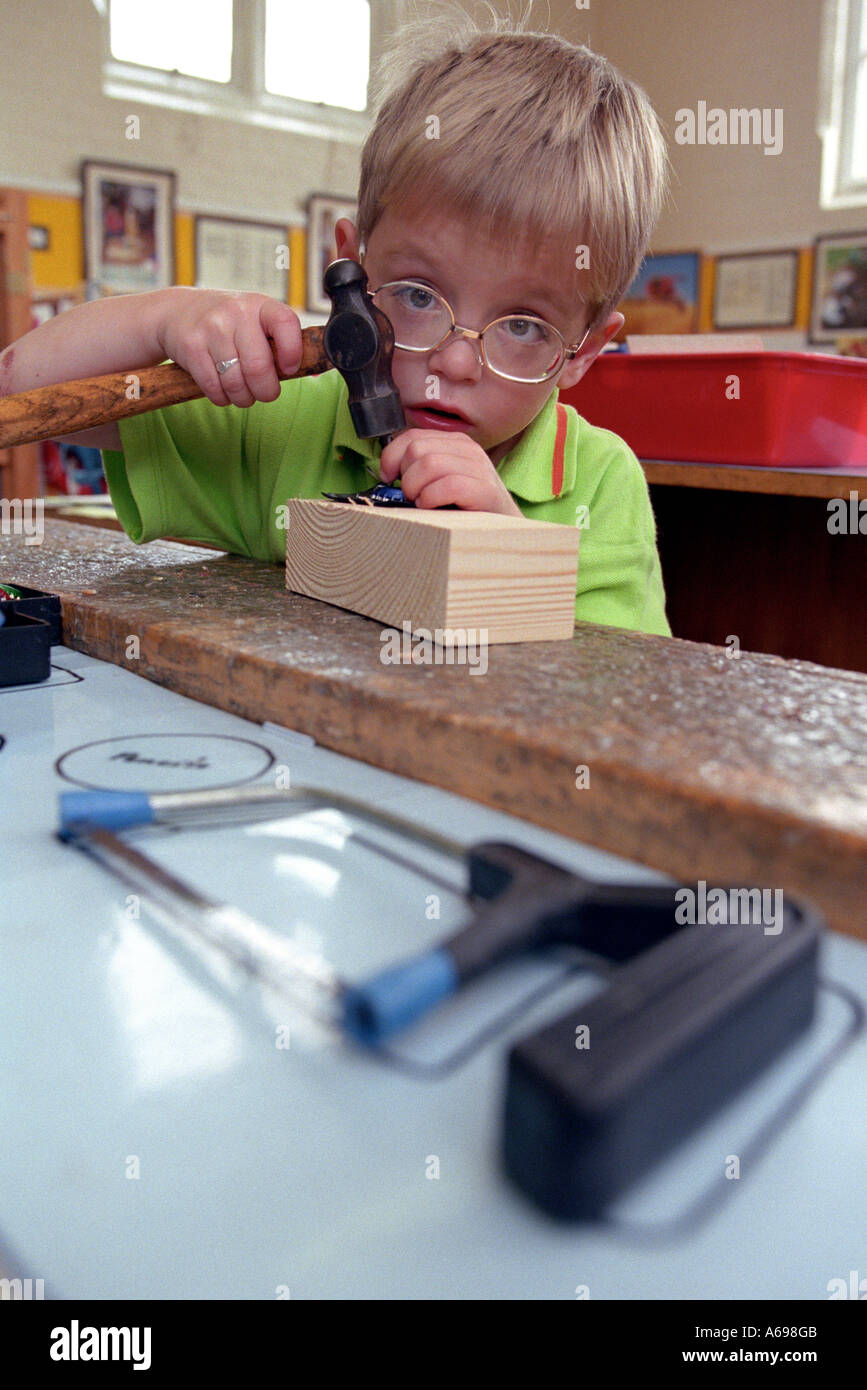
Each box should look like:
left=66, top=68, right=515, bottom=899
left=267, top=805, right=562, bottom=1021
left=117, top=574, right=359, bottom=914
left=0, top=609, right=52, bottom=686
left=0, top=583, right=62, bottom=644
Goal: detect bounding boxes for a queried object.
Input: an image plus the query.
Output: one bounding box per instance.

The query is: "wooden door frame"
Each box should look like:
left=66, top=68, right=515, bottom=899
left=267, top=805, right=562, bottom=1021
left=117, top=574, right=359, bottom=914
left=0, top=187, right=39, bottom=500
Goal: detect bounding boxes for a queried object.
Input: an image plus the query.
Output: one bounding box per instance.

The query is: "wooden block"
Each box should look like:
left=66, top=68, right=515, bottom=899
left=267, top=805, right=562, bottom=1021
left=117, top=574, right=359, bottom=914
left=285, top=500, right=580, bottom=643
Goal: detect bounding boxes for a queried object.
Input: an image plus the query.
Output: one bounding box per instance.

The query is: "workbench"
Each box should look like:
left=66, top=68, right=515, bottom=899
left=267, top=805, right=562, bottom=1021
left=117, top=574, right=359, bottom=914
left=1, top=520, right=866, bottom=1299
left=4, top=520, right=867, bottom=940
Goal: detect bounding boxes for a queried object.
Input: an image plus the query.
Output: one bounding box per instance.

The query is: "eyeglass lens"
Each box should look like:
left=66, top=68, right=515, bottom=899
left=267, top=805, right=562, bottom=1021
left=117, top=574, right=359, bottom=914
left=372, top=282, right=565, bottom=381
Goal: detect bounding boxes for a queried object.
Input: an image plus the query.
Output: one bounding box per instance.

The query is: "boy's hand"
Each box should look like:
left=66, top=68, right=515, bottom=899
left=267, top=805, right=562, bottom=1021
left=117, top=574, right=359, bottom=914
left=379, top=429, right=523, bottom=516
left=156, top=288, right=303, bottom=408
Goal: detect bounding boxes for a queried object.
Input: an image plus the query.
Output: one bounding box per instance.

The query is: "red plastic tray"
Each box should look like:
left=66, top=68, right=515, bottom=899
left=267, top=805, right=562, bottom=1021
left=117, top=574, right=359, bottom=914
left=560, top=351, right=867, bottom=467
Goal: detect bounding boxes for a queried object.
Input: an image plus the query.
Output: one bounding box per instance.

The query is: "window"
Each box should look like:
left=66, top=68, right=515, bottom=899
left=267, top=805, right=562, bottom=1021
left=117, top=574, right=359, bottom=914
left=819, top=0, right=867, bottom=207
left=265, top=0, right=370, bottom=111
left=110, top=0, right=234, bottom=83
left=101, top=0, right=383, bottom=141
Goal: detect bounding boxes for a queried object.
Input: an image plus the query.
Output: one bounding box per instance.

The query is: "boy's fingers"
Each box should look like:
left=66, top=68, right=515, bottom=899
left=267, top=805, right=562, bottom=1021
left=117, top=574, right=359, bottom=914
left=379, top=432, right=416, bottom=482
left=381, top=430, right=478, bottom=485
left=259, top=301, right=303, bottom=377
left=206, top=340, right=255, bottom=408
left=378, top=441, right=401, bottom=483
left=234, top=319, right=281, bottom=402
left=184, top=334, right=231, bottom=407
left=391, top=452, right=446, bottom=500
left=415, top=462, right=518, bottom=514
left=415, top=473, right=488, bottom=511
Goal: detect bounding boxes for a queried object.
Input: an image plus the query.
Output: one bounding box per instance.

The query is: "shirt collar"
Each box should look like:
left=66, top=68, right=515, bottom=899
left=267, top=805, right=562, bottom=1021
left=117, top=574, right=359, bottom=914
left=495, top=388, right=575, bottom=503
left=331, top=375, right=573, bottom=501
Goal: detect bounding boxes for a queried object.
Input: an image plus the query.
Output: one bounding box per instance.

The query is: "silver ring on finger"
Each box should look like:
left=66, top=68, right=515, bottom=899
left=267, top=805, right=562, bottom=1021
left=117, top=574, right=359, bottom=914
left=214, top=356, right=241, bottom=376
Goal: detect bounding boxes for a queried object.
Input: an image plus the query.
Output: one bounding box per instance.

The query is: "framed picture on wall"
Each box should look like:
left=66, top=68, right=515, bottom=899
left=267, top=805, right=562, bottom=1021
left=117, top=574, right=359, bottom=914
left=809, top=232, right=867, bottom=343
left=195, top=215, right=289, bottom=299
left=618, top=251, right=702, bottom=336
left=306, top=193, right=357, bottom=314
left=81, top=160, right=175, bottom=296
left=712, top=250, right=799, bottom=330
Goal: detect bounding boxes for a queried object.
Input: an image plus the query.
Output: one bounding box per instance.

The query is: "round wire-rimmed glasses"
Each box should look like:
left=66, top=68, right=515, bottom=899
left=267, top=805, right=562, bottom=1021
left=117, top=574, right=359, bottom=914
left=369, top=279, right=590, bottom=383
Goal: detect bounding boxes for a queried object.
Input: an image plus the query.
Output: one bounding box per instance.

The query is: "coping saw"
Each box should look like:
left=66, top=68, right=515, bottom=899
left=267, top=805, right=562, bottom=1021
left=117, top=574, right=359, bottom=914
left=58, top=784, right=822, bottom=1219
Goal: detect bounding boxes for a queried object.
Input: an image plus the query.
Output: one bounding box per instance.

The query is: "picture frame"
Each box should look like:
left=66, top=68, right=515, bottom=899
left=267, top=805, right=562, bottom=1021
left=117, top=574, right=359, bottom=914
left=195, top=215, right=289, bottom=299
left=712, top=250, right=799, bottom=330
left=810, top=232, right=867, bottom=344
left=81, top=160, right=175, bottom=296
left=306, top=193, right=357, bottom=314
left=619, top=250, right=702, bottom=336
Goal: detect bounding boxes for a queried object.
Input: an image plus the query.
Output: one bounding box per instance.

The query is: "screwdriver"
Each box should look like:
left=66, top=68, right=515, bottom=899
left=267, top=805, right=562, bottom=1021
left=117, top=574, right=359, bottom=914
left=59, top=790, right=683, bottom=1045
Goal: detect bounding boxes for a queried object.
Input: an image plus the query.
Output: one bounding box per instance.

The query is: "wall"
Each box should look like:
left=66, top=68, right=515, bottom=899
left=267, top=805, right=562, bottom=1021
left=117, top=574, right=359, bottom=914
left=0, top=0, right=362, bottom=215
left=589, top=0, right=854, bottom=249
left=0, top=0, right=373, bottom=308
left=1, top=0, right=864, bottom=336
left=567, top=0, right=860, bottom=346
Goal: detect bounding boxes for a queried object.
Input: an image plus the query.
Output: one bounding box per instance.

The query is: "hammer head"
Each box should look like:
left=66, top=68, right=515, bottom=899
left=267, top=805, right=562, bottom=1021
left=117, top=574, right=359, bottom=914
left=322, top=259, right=406, bottom=442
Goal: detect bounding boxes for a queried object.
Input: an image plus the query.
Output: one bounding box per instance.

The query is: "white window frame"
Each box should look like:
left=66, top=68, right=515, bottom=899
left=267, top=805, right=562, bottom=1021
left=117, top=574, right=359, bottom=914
left=99, top=0, right=398, bottom=144
left=819, top=0, right=867, bottom=208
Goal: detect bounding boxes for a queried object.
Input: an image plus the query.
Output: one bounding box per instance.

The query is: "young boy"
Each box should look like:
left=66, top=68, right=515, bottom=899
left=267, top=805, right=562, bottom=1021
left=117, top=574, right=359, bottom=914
left=1, top=18, right=671, bottom=636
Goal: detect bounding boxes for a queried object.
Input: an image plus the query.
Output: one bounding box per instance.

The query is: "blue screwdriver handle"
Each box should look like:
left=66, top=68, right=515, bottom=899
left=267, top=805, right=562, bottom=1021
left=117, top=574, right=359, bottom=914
left=59, top=790, right=155, bottom=833
left=342, top=843, right=684, bottom=1046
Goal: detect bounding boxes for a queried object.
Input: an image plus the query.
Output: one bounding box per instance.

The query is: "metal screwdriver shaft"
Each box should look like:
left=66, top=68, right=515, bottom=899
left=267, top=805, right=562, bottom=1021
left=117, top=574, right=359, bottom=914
left=63, top=822, right=344, bottom=1026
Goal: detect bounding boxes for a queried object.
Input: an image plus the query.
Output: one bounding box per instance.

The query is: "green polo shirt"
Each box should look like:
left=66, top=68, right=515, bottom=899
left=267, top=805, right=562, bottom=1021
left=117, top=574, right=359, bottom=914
left=102, top=368, right=670, bottom=635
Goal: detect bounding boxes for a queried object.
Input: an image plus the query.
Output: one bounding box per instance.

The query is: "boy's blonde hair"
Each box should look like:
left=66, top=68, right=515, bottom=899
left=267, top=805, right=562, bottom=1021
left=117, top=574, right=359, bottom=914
left=357, top=2, right=668, bottom=330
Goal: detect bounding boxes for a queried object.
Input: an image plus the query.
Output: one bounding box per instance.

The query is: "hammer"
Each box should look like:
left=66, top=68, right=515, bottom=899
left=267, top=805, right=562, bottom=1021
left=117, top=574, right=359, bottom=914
left=0, top=260, right=405, bottom=450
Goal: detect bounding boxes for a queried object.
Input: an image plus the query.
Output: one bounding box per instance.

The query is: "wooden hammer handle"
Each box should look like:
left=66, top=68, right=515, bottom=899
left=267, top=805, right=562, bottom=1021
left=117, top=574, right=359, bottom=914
left=0, top=324, right=329, bottom=449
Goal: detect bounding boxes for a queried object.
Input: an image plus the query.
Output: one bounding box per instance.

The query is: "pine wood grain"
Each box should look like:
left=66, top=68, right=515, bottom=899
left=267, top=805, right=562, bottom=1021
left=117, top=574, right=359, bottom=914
left=285, top=499, right=581, bottom=642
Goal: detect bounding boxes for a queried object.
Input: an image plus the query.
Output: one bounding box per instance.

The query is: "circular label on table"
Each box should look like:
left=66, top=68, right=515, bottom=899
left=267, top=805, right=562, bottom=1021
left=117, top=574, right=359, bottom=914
left=56, top=734, right=275, bottom=793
